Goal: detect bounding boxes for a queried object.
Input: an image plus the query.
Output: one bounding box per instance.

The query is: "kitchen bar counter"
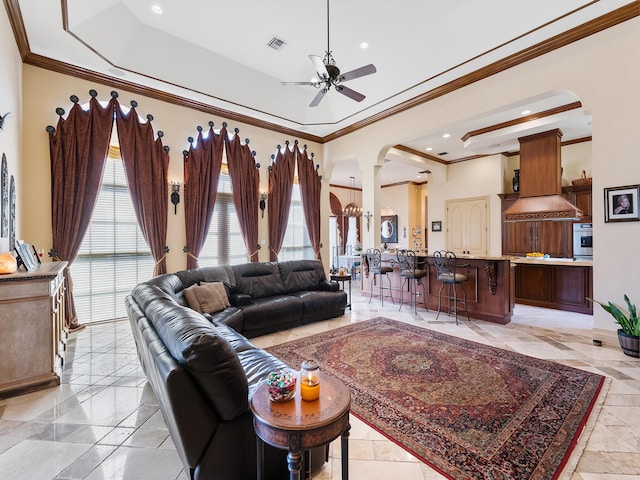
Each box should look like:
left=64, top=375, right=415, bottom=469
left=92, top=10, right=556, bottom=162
left=361, top=254, right=513, bottom=324
left=509, top=257, right=593, bottom=267
left=511, top=259, right=593, bottom=314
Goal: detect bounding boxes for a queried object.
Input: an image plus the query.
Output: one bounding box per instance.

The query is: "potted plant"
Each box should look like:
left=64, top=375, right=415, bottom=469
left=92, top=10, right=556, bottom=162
left=588, top=295, right=639, bottom=357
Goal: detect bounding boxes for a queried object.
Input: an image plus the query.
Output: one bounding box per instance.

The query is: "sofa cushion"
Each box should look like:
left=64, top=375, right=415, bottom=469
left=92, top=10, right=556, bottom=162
left=278, top=260, right=323, bottom=293
left=184, top=282, right=230, bottom=314
left=231, top=262, right=285, bottom=299
left=290, top=290, right=347, bottom=322
left=238, top=295, right=304, bottom=338
left=175, top=265, right=236, bottom=289
left=144, top=299, right=249, bottom=421
left=206, top=307, right=243, bottom=333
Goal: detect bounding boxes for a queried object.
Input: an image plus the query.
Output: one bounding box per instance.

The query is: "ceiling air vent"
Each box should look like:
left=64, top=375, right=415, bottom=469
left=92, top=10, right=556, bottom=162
left=438, top=152, right=448, bottom=156
left=267, top=36, right=287, bottom=51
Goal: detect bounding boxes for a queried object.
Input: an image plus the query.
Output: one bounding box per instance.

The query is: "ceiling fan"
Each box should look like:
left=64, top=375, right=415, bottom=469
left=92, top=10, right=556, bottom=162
left=280, top=0, right=377, bottom=107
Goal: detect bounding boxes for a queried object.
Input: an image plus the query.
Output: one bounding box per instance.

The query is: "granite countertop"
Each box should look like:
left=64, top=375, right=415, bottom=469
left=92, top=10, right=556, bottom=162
left=380, top=252, right=512, bottom=262
left=509, top=256, right=593, bottom=267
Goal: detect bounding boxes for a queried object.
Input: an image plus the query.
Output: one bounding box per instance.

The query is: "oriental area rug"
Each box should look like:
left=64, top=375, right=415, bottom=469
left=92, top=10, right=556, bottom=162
left=266, top=317, right=606, bottom=480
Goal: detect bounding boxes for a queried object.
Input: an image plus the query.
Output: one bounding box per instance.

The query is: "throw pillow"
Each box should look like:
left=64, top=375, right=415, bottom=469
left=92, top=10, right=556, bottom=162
left=203, top=281, right=231, bottom=308
left=184, top=282, right=230, bottom=314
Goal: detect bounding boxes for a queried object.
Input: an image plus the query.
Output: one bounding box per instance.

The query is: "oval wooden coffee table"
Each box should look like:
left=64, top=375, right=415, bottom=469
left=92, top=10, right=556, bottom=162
left=250, top=371, right=351, bottom=480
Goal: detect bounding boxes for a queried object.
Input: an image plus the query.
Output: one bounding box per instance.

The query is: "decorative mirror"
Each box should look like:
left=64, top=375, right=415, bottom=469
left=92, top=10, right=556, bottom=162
left=380, top=215, right=398, bottom=243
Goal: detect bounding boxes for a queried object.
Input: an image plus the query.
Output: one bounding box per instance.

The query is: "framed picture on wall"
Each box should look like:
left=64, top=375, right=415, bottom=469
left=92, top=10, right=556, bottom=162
left=604, top=185, right=640, bottom=223
left=380, top=215, right=398, bottom=243
left=431, top=221, right=442, bottom=232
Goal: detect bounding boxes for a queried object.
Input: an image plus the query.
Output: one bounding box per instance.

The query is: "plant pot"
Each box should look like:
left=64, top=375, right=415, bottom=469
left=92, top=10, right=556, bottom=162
left=617, top=329, right=640, bottom=357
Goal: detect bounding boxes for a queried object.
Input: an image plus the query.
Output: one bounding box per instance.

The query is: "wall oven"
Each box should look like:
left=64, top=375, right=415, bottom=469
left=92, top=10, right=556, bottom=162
left=573, top=223, right=593, bottom=259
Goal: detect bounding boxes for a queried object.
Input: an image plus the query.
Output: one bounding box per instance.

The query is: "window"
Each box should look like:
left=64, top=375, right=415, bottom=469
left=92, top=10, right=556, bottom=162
left=279, top=183, right=313, bottom=260
left=199, top=169, right=247, bottom=266
left=72, top=155, right=154, bottom=323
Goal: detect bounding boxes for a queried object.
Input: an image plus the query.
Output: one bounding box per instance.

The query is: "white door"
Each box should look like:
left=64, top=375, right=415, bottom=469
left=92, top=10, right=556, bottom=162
left=445, top=197, right=488, bottom=255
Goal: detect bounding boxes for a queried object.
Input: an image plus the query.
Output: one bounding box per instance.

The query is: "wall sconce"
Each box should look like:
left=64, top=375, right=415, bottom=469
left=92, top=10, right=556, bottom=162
left=170, top=182, right=181, bottom=214
left=259, top=192, right=267, bottom=218
left=364, top=211, right=372, bottom=232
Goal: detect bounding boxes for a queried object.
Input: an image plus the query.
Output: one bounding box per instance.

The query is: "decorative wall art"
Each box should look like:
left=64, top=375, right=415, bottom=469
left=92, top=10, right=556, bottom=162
left=604, top=184, right=640, bottom=223
left=380, top=215, right=398, bottom=243
left=432, top=221, right=442, bottom=232
left=1, top=153, right=7, bottom=237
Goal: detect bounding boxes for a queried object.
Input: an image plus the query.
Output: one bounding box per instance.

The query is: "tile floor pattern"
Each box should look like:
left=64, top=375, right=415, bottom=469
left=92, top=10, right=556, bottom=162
left=1, top=285, right=639, bottom=480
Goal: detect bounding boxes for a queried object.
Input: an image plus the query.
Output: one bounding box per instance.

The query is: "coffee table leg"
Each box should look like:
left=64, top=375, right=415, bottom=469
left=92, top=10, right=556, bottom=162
left=341, top=422, right=351, bottom=480
left=288, top=433, right=302, bottom=480
left=287, top=451, right=302, bottom=480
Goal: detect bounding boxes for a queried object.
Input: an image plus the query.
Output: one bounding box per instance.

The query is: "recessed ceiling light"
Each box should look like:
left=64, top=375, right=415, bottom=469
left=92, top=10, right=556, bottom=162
left=442, top=133, right=450, bottom=138
left=151, top=5, right=163, bottom=14
left=360, top=42, right=369, bottom=49
left=426, top=147, right=433, bottom=151
left=521, top=109, right=531, bottom=115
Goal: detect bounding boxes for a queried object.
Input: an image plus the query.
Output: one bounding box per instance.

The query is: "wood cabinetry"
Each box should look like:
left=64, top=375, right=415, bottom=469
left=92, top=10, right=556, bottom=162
left=564, top=185, right=593, bottom=223
left=0, top=262, right=67, bottom=398
left=514, top=262, right=593, bottom=314
left=500, top=193, right=571, bottom=257
left=446, top=197, right=488, bottom=256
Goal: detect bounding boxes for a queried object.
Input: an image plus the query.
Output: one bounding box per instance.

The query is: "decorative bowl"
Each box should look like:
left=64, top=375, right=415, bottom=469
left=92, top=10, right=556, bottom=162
left=267, top=370, right=297, bottom=402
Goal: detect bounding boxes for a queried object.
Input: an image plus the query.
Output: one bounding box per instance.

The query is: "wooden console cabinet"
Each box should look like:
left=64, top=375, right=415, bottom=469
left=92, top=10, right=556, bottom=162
left=0, top=262, right=67, bottom=398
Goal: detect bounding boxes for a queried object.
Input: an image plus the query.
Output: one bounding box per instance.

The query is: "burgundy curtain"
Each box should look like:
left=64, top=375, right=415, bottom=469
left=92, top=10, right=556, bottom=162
left=49, top=95, right=115, bottom=331
left=296, top=146, right=322, bottom=260
left=225, top=133, right=260, bottom=262
left=329, top=192, right=345, bottom=250
left=116, top=107, right=170, bottom=276
left=183, top=125, right=224, bottom=269
left=268, top=146, right=295, bottom=261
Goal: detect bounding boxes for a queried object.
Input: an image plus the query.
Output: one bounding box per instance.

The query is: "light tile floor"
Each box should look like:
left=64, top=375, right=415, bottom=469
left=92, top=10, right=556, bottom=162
left=1, top=286, right=639, bottom=480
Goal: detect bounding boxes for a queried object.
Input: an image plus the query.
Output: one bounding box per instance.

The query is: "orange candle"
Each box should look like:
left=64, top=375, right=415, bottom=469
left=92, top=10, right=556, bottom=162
left=300, top=374, right=320, bottom=401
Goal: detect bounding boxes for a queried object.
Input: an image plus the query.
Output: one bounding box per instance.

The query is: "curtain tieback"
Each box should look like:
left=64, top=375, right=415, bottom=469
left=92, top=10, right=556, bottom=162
left=154, top=254, right=166, bottom=266
left=269, top=248, right=279, bottom=260
left=184, top=251, right=198, bottom=261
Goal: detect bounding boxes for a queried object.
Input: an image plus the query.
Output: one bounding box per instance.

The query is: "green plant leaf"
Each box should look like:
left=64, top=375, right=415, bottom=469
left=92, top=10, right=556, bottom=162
left=587, top=296, right=638, bottom=336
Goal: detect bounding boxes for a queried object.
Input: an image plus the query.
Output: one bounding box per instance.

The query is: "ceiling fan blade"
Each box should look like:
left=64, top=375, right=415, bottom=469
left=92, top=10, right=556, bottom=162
left=280, top=81, right=318, bottom=86
left=335, top=85, right=365, bottom=102
left=339, top=64, right=376, bottom=82
left=309, top=55, right=329, bottom=80
left=309, top=88, right=328, bottom=107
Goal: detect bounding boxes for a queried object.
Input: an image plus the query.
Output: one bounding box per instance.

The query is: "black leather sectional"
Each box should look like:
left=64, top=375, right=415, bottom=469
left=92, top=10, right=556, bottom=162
left=125, top=259, right=347, bottom=480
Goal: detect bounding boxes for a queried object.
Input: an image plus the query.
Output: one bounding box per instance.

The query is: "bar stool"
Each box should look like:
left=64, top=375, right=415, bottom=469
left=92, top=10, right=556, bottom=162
left=396, top=249, right=428, bottom=314
left=364, top=248, right=395, bottom=305
left=432, top=250, right=470, bottom=324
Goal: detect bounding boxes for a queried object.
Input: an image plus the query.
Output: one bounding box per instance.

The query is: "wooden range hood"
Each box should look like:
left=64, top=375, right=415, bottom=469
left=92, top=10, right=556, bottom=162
left=504, top=129, right=583, bottom=222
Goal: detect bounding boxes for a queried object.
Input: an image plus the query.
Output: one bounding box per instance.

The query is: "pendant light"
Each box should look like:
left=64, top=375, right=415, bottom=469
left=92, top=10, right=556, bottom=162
left=343, top=176, right=362, bottom=217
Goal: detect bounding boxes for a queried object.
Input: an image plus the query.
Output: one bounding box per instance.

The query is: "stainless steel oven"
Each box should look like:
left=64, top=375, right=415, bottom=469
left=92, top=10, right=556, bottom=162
left=573, top=223, right=593, bottom=259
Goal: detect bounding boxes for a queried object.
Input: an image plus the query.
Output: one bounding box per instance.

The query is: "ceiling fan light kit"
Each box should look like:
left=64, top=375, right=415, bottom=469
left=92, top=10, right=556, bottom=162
left=280, top=0, right=376, bottom=107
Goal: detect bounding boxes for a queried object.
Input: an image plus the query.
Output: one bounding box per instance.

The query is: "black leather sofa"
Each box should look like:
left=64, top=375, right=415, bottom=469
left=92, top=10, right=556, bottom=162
left=125, top=259, right=347, bottom=480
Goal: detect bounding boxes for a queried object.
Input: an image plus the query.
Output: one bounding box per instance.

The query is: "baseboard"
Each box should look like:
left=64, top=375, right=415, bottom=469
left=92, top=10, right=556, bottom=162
left=591, top=328, right=619, bottom=348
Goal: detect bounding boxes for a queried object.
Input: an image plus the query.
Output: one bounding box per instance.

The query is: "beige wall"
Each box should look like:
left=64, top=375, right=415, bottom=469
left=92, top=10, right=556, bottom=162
left=20, top=66, right=324, bottom=273
left=0, top=6, right=22, bottom=255
left=323, top=17, right=640, bottom=340
left=505, top=141, right=593, bottom=192
left=4, top=6, right=639, bottom=341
